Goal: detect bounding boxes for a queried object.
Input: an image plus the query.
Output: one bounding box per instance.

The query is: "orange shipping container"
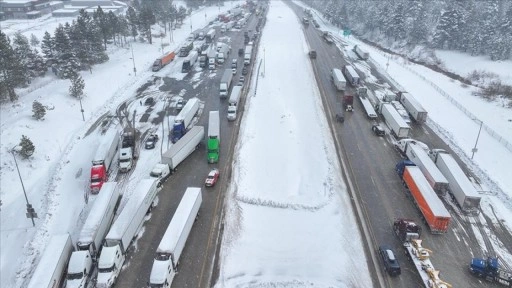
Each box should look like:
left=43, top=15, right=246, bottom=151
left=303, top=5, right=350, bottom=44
left=161, top=51, right=176, bottom=66
left=403, top=166, right=451, bottom=233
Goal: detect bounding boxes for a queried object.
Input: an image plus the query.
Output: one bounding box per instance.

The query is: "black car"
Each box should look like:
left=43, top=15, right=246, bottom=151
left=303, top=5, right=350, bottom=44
left=309, top=50, right=317, bottom=59
left=379, top=245, right=401, bottom=276
left=145, top=134, right=159, bottom=149
left=242, top=66, right=248, bottom=75
left=144, top=97, right=155, bottom=106
left=372, top=124, right=385, bottom=136
left=238, top=48, right=244, bottom=57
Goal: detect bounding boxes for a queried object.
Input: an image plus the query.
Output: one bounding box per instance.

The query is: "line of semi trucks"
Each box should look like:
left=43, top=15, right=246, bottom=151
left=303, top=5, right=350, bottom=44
left=334, top=46, right=511, bottom=286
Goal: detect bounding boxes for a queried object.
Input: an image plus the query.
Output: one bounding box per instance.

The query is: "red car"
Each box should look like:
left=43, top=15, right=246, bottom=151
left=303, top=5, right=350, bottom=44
left=205, top=169, right=220, bottom=187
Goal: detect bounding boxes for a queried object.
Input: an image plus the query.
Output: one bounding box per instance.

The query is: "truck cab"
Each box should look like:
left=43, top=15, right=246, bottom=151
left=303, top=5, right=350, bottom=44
left=97, top=246, right=125, bottom=288
left=208, top=58, right=216, bottom=70
left=149, top=259, right=175, bottom=288
left=227, top=106, right=237, bottom=121
left=66, top=251, right=93, bottom=288
left=90, top=165, right=107, bottom=193
left=150, top=163, right=171, bottom=186
left=119, top=148, right=133, bottom=172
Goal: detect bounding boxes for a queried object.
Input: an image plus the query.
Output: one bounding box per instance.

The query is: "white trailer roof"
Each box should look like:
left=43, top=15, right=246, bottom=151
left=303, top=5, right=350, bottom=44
left=208, top=111, right=220, bottom=138
left=359, top=97, right=377, bottom=117
left=163, top=126, right=204, bottom=159
left=93, top=128, right=119, bottom=162
left=382, top=104, right=409, bottom=128
left=409, top=143, right=448, bottom=185
left=332, top=68, right=344, bottom=82
left=439, top=153, right=480, bottom=197
left=175, top=97, right=199, bottom=123
left=407, top=167, right=451, bottom=217
left=402, top=92, right=426, bottom=113
left=156, top=188, right=201, bottom=254
left=344, top=65, right=359, bottom=79
left=28, top=234, right=71, bottom=288
left=106, top=179, right=156, bottom=240
left=229, top=86, right=242, bottom=105
left=78, top=182, right=118, bottom=244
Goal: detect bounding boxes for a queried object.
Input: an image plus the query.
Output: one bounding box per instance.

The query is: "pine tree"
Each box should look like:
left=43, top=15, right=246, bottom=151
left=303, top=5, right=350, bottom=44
left=138, top=6, right=156, bottom=44
left=12, top=32, right=33, bottom=83
left=69, top=74, right=85, bottom=98
left=27, top=48, right=47, bottom=77
left=19, top=135, right=35, bottom=159
left=126, top=7, right=139, bottom=41
left=32, top=100, right=46, bottom=120
left=0, top=31, right=24, bottom=101
left=30, top=34, right=40, bottom=47
left=93, top=6, right=111, bottom=50
left=108, top=11, right=120, bottom=45
left=41, top=31, right=55, bottom=64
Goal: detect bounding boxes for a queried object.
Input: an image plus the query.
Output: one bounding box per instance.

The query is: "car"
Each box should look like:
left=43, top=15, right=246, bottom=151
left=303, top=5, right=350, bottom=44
left=205, top=169, right=220, bottom=187
left=378, top=245, right=401, bottom=276
left=372, top=124, right=385, bottom=136
left=238, top=48, right=244, bottom=57
left=144, top=97, right=155, bottom=106
left=145, top=134, right=159, bottom=149
left=309, top=50, right=317, bottom=59
left=232, top=68, right=237, bottom=75
left=242, top=66, right=248, bottom=75
left=232, top=58, right=238, bottom=68
left=176, top=98, right=184, bottom=110
left=239, top=76, right=245, bottom=83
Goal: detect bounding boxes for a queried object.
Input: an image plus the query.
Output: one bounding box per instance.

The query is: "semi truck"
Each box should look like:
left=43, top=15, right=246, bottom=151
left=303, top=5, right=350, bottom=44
left=396, top=139, right=449, bottom=194
left=469, top=256, right=512, bottom=286
left=163, top=126, right=205, bottom=171
left=171, top=97, right=199, bottom=143
left=342, top=65, right=360, bottom=86
left=331, top=68, right=346, bottom=91
left=380, top=103, right=410, bottom=138
left=205, top=29, right=216, bottom=43
left=353, top=45, right=369, bottom=60
left=152, top=52, right=176, bottom=72
left=396, top=160, right=451, bottom=233
left=227, top=85, right=242, bottom=121
left=394, top=219, right=451, bottom=288
left=429, top=149, right=481, bottom=215
left=199, top=52, right=208, bottom=68
left=65, top=250, right=94, bottom=288
left=179, top=41, right=194, bottom=57
left=208, top=111, right=220, bottom=163
left=398, top=92, right=428, bottom=123
left=357, top=88, right=378, bottom=120
left=97, top=178, right=159, bottom=288
left=148, top=187, right=202, bottom=287
left=220, top=69, right=233, bottom=98
left=90, top=129, right=119, bottom=193
left=27, top=233, right=74, bottom=288
left=217, top=44, right=230, bottom=64
left=119, top=128, right=136, bottom=173
left=244, top=45, right=253, bottom=66
left=391, top=100, right=411, bottom=124
left=343, top=95, right=354, bottom=112
left=181, top=50, right=198, bottom=73
left=77, top=182, right=121, bottom=259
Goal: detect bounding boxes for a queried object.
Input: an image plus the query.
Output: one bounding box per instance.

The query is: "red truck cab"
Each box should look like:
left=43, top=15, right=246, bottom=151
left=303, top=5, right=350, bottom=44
left=90, top=164, right=107, bottom=193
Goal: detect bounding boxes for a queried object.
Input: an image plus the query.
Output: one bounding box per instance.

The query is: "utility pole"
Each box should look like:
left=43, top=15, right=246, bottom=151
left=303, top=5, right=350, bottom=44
left=11, top=147, right=37, bottom=227
left=78, top=96, right=85, bottom=121
left=130, top=43, right=137, bottom=76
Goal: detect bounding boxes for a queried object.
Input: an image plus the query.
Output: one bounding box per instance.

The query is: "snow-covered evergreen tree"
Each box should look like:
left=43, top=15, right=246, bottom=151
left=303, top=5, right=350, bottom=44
left=126, top=7, right=139, bottom=41
left=19, top=135, right=35, bottom=159
left=12, top=32, right=33, bottom=83
left=30, top=34, right=40, bottom=47
left=93, top=6, right=111, bottom=50
left=41, top=31, right=55, bottom=63
left=69, top=74, right=85, bottom=98
left=138, top=6, right=156, bottom=44
left=0, top=31, right=22, bottom=101
left=32, top=100, right=46, bottom=120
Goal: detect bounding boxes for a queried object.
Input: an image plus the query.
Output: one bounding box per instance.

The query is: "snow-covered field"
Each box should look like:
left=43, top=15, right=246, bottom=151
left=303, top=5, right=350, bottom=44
left=215, top=1, right=371, bottom=287
left=1, top=0, right=512, bottom=287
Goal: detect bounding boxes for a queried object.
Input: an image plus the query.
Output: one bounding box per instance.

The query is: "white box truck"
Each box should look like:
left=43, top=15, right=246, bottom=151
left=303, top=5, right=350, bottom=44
left=353, top=45, right=369, bottom=60
left=227, top=85, right=242, bottom=121
left=244, top=45, right=253, bottom=66
left=396, top=139, right=449, bottom=194
left=77, top=182, right=121, bottom=259
left=220, top=69, right=233, bottom=98
left=398, top=92, right=428, bottom=123
left=27, top=233, right=74, bottom=288
left=148, top=187, right=202, bottom=287
left=163, top=126, right=205, bottom=171
left=97, top=178, right=159, bottom=288
left=429, top=149, right=481, bottom=215
left=380, top=103, right=410, bottom=138
left=331, top=68, right=347, bottom=91
left=342, top=65, right=360, bottom=86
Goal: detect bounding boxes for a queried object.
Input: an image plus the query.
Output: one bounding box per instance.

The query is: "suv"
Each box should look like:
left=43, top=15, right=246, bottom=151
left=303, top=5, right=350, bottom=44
left=372, top=124, right=385, bottom=136
left=379, top=245, right=401, bottom=276
left=308, top=50, right=317, bottom=59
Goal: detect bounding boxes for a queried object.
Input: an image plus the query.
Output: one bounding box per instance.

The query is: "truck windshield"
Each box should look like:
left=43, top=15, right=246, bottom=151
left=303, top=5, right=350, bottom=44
left=91, top=178, right=101, bottom=183
left=67, top=272, right=84, bottom=280
left=150, top=171, right=161, bottom=177
left=99, top=265, right=115, bottom=273
left=149, top=284, right=164, bottom=288
left=119, top=158, right=130, bottom=163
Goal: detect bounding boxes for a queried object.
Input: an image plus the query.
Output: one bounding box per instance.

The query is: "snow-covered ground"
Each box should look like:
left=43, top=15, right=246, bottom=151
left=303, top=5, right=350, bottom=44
left=1, top=0, right=512, bottom=287
left=214, top=2, right=371, bottom=287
